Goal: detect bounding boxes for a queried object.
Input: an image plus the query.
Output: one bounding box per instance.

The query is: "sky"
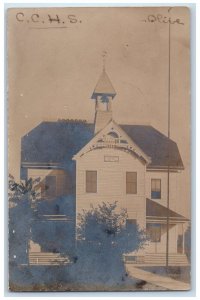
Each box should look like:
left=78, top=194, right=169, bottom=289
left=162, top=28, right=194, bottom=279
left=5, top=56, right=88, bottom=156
left=8, top=7, right=190, bottom=217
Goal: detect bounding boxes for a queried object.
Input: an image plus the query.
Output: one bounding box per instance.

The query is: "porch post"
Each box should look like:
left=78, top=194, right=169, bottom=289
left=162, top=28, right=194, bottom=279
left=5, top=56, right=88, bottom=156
left=182, top=223, right=185, bottom=254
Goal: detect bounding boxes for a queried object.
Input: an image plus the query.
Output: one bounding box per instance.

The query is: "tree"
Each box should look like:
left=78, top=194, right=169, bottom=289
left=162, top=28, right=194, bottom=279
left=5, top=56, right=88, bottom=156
left=71, top=201, right=147, bottom=287
left=9, top=174, right=41, bottom=265
left=9, top=175, right=76, bottom=290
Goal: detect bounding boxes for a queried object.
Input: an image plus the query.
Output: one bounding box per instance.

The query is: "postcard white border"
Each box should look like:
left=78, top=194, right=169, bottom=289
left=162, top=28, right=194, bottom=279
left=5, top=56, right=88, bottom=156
left=1, top=1, right=198, bottom=299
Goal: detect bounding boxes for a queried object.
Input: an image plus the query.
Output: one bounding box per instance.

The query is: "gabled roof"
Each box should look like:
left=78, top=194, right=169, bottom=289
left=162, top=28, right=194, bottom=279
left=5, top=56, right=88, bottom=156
left=146, top=198, right=189, bottom=222
left=21, top=121, right=183, bottom=171
left=21, top=121, right=94, bottom=169
left=91, top=70, right=116, bottom=99
left=73, top=120, right=151, bottom=164
left=121, top=125, right=184, bottom=169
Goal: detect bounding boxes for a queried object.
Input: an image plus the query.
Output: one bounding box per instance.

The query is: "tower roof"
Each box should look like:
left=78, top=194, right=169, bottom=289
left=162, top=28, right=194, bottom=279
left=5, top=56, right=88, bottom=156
left=92, top=70, right=116, bottom=99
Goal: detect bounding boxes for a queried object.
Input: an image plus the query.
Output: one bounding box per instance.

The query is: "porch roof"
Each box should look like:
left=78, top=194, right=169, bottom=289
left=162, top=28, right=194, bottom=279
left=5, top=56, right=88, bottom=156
left=146, top=198, right=189, bottom=223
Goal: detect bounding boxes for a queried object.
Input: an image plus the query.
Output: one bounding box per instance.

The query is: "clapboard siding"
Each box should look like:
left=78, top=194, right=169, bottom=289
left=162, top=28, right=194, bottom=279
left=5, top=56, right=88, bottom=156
left=145, top=171, right=179, bottom=212
left=76, top=148, right=146, bottom=228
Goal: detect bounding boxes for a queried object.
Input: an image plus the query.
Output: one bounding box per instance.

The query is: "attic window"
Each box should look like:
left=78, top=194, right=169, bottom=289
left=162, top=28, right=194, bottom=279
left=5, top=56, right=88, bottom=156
left=107, top=132, right=119, bottom=139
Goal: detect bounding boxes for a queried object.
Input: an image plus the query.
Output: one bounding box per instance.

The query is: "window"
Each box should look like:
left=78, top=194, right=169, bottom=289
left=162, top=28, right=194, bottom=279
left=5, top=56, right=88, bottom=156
left=44, top=176, right=56, bottom=198
left=86, top=171, right=97, bottom=193
left=107, top=131, right=119, bottom=139
left=146, top=224, right=161, bottom=242
left=151, top=179, right=161, bottom=199
left=126, top=172, right=137, bottom=194
left=126, top=219, right=136, bottom=226
left=126, top=219, right=136, bottom=229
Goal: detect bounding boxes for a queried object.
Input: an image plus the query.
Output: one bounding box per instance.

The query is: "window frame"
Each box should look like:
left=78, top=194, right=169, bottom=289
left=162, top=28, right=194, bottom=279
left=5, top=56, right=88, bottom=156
left=126, top=172, right=137, bottom=194
left=86, top=170, right=97, bottom=193
left=126, top=219, right=137, bottom=229
left=44, top=175, right=57, bottom=198
left=151, top=178, right=161, bottom=199
left=146, top=223, right=161, bottom=243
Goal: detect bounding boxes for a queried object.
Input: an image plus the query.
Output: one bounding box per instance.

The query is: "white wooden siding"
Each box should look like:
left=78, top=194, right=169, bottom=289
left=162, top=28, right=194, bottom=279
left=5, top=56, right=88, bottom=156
left=76, top=148, right=146, bottom=228
left=146, top=171, right=180, bottom=212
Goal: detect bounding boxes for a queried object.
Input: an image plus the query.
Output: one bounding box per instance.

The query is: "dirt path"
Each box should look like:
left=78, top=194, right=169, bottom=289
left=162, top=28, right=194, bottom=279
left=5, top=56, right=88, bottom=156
left=126, top=265, right=190, bottom=291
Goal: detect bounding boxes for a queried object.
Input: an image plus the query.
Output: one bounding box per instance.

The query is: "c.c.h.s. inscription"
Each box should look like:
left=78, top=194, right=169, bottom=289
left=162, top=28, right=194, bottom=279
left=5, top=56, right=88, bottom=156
left=15, top=12, right=82, bottom=27
left=142, top=14, right=184, bottom=25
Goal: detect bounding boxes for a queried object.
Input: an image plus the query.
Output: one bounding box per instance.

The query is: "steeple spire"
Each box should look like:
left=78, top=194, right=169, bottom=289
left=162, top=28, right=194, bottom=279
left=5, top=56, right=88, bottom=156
left=102, top=50, right=107, bottom=72
left=91, top=70, right=116, bottom=100
left=92, top=51, right=116, bottom=100
left=91, top=57, right=116, bottom=134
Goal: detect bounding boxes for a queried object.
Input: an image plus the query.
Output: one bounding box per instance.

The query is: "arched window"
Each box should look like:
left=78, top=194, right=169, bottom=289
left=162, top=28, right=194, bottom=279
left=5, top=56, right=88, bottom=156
left=107, top=131, right=119, bottom=139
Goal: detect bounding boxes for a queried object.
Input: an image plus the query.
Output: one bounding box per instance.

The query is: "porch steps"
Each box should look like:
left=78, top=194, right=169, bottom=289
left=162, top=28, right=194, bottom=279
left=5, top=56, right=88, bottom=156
left=125, top=253, right=189, bottom=266
left=29, top=252, right=70, bottom=266
left=144, top=253, right=189, bottom=266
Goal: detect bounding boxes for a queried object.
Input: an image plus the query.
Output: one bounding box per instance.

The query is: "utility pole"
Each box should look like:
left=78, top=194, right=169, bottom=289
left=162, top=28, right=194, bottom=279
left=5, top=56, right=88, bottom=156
left=166, top=7, right=172, bottom=269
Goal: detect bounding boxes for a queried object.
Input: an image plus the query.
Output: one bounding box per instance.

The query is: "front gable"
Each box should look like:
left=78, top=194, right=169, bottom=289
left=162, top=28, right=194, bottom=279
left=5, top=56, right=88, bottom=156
left=73, top=120, right=151, bottom=164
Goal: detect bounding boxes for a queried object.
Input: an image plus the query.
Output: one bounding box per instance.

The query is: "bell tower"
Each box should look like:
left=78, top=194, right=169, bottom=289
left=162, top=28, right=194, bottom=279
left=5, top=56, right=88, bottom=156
left=92, top=67, right=116, bottom=134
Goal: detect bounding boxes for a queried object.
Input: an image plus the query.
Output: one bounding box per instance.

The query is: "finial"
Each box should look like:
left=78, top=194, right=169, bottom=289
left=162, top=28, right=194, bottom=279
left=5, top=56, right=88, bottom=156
left=102, top=50, right=107, bottom=71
